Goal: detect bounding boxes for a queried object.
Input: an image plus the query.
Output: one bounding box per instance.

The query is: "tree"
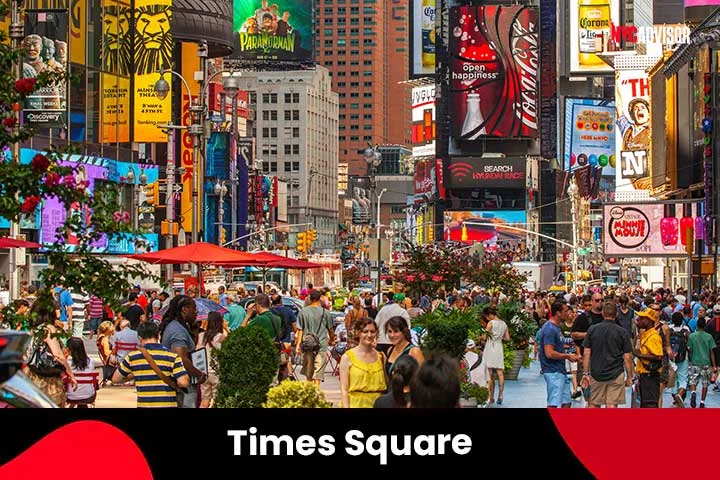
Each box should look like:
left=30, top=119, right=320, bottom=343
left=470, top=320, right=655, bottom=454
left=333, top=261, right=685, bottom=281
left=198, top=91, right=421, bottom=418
left=0, top=5, right=155, bottom=331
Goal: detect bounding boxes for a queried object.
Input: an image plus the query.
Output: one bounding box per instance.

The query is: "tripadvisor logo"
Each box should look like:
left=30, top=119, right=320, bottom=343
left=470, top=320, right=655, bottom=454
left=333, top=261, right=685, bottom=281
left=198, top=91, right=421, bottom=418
left=609, top=22, right=691, bottom=45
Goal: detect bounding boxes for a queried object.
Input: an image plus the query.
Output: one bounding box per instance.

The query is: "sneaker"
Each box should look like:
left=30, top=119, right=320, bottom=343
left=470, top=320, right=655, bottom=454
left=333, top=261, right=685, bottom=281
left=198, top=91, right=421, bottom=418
left=691, top=392, right=697, bottom=408
left=713, top=385, right=719, bottom=392
left=700, top=403, right=706, bottom=408
left=673, top=394, right=685, bottom=408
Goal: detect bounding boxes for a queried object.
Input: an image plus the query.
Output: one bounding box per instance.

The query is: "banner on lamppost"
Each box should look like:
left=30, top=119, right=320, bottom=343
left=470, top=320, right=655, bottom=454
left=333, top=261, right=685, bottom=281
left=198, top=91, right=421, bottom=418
left=132, top=0, right=172, bottom=142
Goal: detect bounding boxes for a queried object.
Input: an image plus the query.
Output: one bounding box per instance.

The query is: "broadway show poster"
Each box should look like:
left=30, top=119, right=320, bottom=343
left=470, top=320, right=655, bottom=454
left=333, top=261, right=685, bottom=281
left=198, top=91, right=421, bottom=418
left=102, top=0, right=132, bottom=77
left=132, top=0, right=172, bottom=142
left=449, top=6, right=539, bottom=140
left=233, top=0, right=313, bottom=62
left=615, top=69, right=652, bottom=194
left=101, top=73, right=130, bottom=143
left=564, top=97, right=616, bottom=180
left=23, top=10, right=68, bottom=127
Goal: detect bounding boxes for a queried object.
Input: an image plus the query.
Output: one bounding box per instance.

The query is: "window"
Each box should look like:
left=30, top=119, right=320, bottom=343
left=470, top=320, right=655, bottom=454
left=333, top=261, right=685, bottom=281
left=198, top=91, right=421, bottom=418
left=337, top=82, right=346, bottom=88
left=339, top=92, right=346, bottom=98
left=363, top=92, right=372, bottom=97
left=262, top=93, right=270, bottom=103
left=363, top=71, right=372, bottom=76
left=249, top=92, right=257, bottom=104
left=337, top=39, right=346, bottom=46
left=350, top=71, right=359, bottom=76
left=363, top=39, right=374, bottom=45
left=324, top=7, right=333, bottom=14
left=337, top=60, right=346, bottom=66
left=284, top=144, right=292, bottom=155
left=293, top=110, right=300, bottom=120
left=293, top=145, right=300, bottom=154
left=324, top=29, right=332, bottom=35
left=363, top=103, right=372, bottom=108
left=350, top=39, right=359, bottom=46
left=350, top=103, right=359, bottom=109
left=363, top=60, right=372, bottom=66
left=363, top=49, right=372, bottom=55
left=350, top=92, right=359, bottom=98
left=262, top=110, right=269, bottom=121
left=325, top=50, right=333, bottom=56
left=350, top=7, right=359, bottom=13
left=270, top=128, right=277, bottom=138
left=338, top=29, right=346, bottom=36
left=363, top=135, right=372, bottom=141
left=292, top=162, right=300, bottom=172
left=351, top=28, right=359, bottom=36
left=262, top=144, right=270, bottom=155
left=337, top=7, right=346, bottom=14
left=339, top=114, right=346, bottom=120
left=363, top=124, right=372, bottom=130
left=324, top=18, right=333, bottom=24
left=363, top=114, right=372, bottom=119
left=324, top=39, right=333, bottom=46
left=337, top=17, right=346, bottom=24
left=270, top=144, right=277, bottom=155
left=293, top=127, right=300, bottom=137
left=391, top=206, right=406, bottom=214
left=339, top=135, right=346, bottom=141
left=350, top=82, right=359, bottom=87
left=270, top=162, right=277, bottom=173
left=262, top=127, right=269, bottom=137
left=350, top=135, right=359, bottom=141
left=350, top=114, right=359, bottom=120
left=284, top=162, right=291, bottom=172
left=293, top=93, right=299, bottom=103
left=337, top=71, right=346, bottom=77
left=284, top=110, right=291, bottom=121
left=270, top=94, right=277, bottom=103
left=350, top=124, right=359, bottom=130
left=363, top=81, right=372, bottom=87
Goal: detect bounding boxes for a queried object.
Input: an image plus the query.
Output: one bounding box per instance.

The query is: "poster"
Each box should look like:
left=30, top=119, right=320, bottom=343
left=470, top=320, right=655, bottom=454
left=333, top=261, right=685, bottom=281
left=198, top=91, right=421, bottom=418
left=449, top=6, right=539, bottom=139
left=568, top=0, right=619, bottom=73
left=101, top=73, right=130, bottom=143
left=446, top=157, right=526, bottom=189
left=603, top=201, right=704, bottom=256
left=444, top=210, right=527, bottom=244
left=410, top=0, right=435, bottom=77
left=411, top=85, right=436, bottom=158
left=179, top=42, right=199, bottom=232
left=615, top=69, right=652, bottom=194
left=350, top=176, right=372, bottom=225
left=132, top=0, right=172, bottom=142
left=69, top=0, right=85, bottom=64
left=102, top=0, right=132, bottom=76
left=563, top=98, right=616, bottom=180
left=23, top=10, right=68, bottom=126
left=232, top=0, right=313, bottom=62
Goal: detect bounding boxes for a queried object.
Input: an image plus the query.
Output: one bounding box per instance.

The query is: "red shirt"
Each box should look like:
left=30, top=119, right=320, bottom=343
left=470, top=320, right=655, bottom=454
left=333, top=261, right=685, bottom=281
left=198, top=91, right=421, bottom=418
left=136, top=294, right=149, bottom=310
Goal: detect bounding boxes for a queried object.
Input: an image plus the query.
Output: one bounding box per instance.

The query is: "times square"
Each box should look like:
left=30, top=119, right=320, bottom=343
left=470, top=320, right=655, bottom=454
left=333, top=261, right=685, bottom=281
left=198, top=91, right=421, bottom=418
left=0, top=0, right=720, bottom=411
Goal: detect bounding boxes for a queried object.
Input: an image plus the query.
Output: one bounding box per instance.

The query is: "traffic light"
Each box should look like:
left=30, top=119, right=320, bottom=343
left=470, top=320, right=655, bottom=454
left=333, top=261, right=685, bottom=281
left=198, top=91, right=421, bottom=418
left=306, top=229, right=317, bottom=252
left=296, top=231, right=307, bottom=255
left=145, top=182, right=159, bottom=207
left=220, top=227, right=227, bottom=245
left=686, top=226, right=694, bottom=256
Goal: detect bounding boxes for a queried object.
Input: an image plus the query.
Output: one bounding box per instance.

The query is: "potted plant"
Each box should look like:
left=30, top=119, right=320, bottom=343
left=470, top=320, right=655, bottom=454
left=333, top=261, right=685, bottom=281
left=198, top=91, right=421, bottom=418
left=263, top=380, right=332, bottom=408
left=415, top=306, right=485, bottom=359
left=497, top=301, right=537, bottom=380
left=460, top=382, right=490, bottom=408
left=215, top=325, right=279, bottom=408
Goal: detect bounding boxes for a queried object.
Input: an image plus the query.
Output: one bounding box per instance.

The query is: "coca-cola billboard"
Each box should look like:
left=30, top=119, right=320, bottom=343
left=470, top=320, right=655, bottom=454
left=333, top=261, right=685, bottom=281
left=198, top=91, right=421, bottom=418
left=449, top=6, right=539, bottom=139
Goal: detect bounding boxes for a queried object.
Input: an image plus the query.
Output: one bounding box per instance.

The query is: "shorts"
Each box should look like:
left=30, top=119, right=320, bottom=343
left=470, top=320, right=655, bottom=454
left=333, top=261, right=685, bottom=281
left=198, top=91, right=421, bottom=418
left=71, top=320, right=85, bottom=338
left=673, top=359, right=689, bottom=393
left=588, top=372, right=626, bottom=406
left=178, top=385, right=199, bottom=408
left=565, top=359, right=578, bottom=373
left=89, top=317, right=102, bottom=333
left=688, top=365, right=713, bottom=387
left=302, top=350, right=329, bottom=382
left=544, top=372, right=572, bottom=407
left=200, top=372, right=219, bottom=404
left=638, top=373, right=660, bottom=408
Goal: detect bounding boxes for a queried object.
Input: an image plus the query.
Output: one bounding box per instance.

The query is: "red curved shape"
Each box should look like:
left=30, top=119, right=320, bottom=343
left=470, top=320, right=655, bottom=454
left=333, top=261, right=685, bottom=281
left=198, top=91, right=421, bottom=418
left=0, top=420, right=153, bottom=479
left=550, top=410, right=716, bottom=478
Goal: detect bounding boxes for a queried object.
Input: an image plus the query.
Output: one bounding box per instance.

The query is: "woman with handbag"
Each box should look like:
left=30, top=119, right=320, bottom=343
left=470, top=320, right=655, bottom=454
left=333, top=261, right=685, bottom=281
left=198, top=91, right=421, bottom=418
left=25, top=299, right=77, bottom=407
left=97, top=320, right=117, bottom=387
left=197, top=312, right=227, bottom=408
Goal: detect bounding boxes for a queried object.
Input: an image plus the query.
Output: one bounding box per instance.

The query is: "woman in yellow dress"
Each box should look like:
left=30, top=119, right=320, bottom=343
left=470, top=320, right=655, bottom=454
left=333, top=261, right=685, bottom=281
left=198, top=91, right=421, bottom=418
left=339, top=317, right=387, bottom=408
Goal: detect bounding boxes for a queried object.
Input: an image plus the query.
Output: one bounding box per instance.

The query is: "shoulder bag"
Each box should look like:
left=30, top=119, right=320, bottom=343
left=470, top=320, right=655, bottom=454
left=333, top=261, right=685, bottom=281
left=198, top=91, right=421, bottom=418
left=301, top=309, right=327, bottom=354
left=139, top=348, right=178, bottom=392
left=27, top=337, right=64, bottom=378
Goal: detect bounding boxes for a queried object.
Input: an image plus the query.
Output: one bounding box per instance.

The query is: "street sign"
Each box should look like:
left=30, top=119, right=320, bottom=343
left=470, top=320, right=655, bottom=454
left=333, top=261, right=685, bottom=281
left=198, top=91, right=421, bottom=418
left=159, top=184, right=183, bottom=193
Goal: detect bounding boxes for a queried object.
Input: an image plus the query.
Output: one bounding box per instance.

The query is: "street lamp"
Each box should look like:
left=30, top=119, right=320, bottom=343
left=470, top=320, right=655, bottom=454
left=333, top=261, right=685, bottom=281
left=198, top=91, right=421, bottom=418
left=364, top=144, right=384, bottom=294
left=214, top=180, right=228, bottom=245
left=222, top=75, right=240, bottom=245
left=567, top=179, right=580, bottom=293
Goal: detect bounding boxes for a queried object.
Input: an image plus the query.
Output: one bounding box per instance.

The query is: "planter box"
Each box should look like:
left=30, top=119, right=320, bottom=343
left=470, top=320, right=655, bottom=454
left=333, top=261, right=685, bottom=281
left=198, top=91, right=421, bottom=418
left=504, top=349, right=526, bottom=381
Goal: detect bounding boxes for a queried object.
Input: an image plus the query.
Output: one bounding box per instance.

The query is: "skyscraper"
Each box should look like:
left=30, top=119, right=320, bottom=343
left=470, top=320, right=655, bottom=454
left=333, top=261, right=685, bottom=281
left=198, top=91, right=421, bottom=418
left=316, top=0, right=412, bottom=177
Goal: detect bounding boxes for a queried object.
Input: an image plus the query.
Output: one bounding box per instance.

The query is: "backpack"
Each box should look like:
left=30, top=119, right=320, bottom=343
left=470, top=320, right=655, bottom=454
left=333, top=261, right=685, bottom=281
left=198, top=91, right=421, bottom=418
left=669, top=328, right=688, bottom=363
left=271, top=306, right=292, bottom=341
left=301, top=310, right=328, bottom=354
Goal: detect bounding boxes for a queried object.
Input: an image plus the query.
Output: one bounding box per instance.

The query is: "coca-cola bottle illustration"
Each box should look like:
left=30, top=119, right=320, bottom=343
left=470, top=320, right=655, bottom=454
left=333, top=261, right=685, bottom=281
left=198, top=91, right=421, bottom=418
left=461, top=93, right=487, bottom=138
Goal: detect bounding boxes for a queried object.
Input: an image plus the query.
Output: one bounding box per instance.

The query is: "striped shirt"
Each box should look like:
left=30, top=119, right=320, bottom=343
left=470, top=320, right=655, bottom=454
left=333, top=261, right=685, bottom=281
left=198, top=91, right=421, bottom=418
left=117, top=343, right=188, bottom=408
left=89, top=295, right=104, bottom=319
left=70, top=291, right=89, bottom=323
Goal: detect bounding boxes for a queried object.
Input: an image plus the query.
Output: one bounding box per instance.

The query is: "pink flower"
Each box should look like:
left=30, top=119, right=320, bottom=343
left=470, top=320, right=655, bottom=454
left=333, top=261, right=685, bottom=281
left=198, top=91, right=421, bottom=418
left=405, top=275, right=415, bottom=282
left=122, top=211, right=130, bottom=223
left=431, top=275, right=443, bottom=282
left=44, top=171, right=60, bottom=187
left=62, top=174, right=75, bottom=185
left=114, top=210, right=130, bottom=223
left=76, top=180, right=90, bottom=190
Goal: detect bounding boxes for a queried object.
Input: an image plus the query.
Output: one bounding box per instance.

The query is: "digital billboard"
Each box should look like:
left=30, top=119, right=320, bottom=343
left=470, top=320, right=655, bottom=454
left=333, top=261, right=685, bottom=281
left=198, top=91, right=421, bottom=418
left=615, top=69, right=652, bottom=195
left=132, top=0, right=172, bottom=142
left=350, top=176, right=372, bottom=225
left=446, top=157, right=526, bottom=190
left=232, top=0, right=313, bottom=62
left=23, top=10, right=68, bottom=127
left=449, top=6, right=539, bottom=139
left=603, top=201, right=705, bottom=256
left=444, top=210, right=527, bottom=244
left=568, top=0, right=620, bottom=73
left=563, top=98, right=616, bottom=180
left=410, top=0, right=435, bottom=77
left=411, top=85, right=436, bottom=158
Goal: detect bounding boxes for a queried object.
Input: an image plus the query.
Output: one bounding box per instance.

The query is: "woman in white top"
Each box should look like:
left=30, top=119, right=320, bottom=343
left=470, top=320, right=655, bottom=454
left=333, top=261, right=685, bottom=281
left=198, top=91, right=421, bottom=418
left=198, top=311, right=228, bottom=408
left=482, top=306, right=510, bottom=405
left=65, top=337, right=97, bottom=406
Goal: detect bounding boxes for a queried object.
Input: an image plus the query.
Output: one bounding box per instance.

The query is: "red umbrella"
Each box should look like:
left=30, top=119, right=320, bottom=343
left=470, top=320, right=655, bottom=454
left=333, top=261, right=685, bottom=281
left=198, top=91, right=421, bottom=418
left=0, top=237, right=42, bottom=249
left=265, top=258, right=324, bottom=270
left=127, top=242, right=260, bottom=266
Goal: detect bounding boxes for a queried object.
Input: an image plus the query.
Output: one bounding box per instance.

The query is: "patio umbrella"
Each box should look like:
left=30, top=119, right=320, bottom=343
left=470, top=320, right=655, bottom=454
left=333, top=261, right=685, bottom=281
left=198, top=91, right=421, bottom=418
left=153, top=297, right=228, bottom=322
left=127, top=242, right=259, bottom=265
left=0, top=237, right=42, bottom=249
left=264, top=258, right=324, bottom=270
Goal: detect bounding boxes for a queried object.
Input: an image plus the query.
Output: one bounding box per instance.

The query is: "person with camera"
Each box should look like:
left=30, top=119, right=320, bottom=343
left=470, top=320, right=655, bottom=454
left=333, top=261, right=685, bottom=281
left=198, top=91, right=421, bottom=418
left=296, top=289, right=335, bottom=386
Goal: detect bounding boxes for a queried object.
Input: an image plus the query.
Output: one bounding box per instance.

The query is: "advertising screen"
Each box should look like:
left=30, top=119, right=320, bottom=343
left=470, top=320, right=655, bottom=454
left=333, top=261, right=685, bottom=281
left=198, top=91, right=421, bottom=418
left=615, top=69, right=652, bottom=195
left=564, top=98, right=616, bottom=179
left=410, top=0, right=435, bottom=77
left=232, top=0, right=313, bottom=62
left=350, top=176, right=372, bottom=225
left=449, top=6, right=539, bottom=139
left=446, top=157, right=526, bottom=190
left=411, top=85, right=436, bottom=158
left=23, top=10, right=68, bottom=127
left=444, top=210, right=527, bottom=244
left=568, top=0, right=620, bottom=73
left=603, top=201, right=704, bottom=256
left=132, top=0, right=172, bottom=142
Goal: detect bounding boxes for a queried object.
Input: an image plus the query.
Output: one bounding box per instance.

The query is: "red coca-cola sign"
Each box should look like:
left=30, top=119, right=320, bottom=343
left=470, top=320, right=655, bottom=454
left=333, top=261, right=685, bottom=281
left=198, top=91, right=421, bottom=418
left=449, top=6, right=539, bottom=139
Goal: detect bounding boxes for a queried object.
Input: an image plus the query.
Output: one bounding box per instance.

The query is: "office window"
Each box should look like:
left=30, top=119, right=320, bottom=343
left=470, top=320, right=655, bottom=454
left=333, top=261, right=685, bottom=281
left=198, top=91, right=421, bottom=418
left=284, top=162, right=291, bottom=172
left=351, top=28, right=359, bottom=35
left=338, top=29, right=346, bottom=36
left=324, top=7, right=333, bottom=14
left=262, top=110, right=269, bottom=121
left=350, top=114, right=359, bottom=120
left=337, top=82, right=346, bottom=87
left=284, top=93, right=291, bottom=103
left=292, top=145, right=300, bottom=154
left=284, top=144, right=292, bottom=154
left=363, top=92, right=372, bottom=97
left=262, top=144, right=270, bottom=155
left=339, top=92, right=346, bottom=98
left=338, top=60, right=346, bottom=66
left=249, top=92, right=257, bottom=104
left=262, top=162, right=270, bottom=171
left=271, top=94, right=278, bottom=103
left=270, top=144, right=277, bottom=155
left=363, top=49, right=372, bottom=55
left=284, top=110, right=291, bottom=121
left=271, top=111, right=277, bottom=120
left=293, top=110, right=300, bottom=120
left=350, top=39, right=359, bottom=46
left=363, top=60, right=372, bottom=66
left=339, top=135, right=346, bottom=141
left=350, top=124, right=359, bottom=130
left=337, top=39, right=346, bottom=46
left=350, top=92, right=359, bottom=98
left=324, top=29, right=332, bottom=35
left=363, top=103, right=372, bottom=108
left=363, top=114, right=372, bottom=119
left=363, top=124, right=372, bottom=130
left=324, top=61, right=332, bottom=67
left=339, top=124, right=346, bottom=131
left=270, top=162, right=277, bottom=172
left=337, top=17, right=346, bottom=24
left=363, top=71, right=372, bottom=76
left=337, top=71, right=346, bottom=76
left=271, top=128, right=277, bottom=137
left=363, top=81, right=372, bottom=87
left=363, top=39, right=374, bottom=45
left=350, top=82, right=359, bottom=87
left=363, top=135, right=372, bottom=141
left=325, top=50, right=333, bottom=56
left=293, top=127, right=300, bottom=137
left=351, top=7, right=359, bottom=13
left=339, top=114, right=346, bottom=120
left=262, top=93, right=270, bottom=103
left=262, top=127, right=269, bottom=137
left=338, top=7, right=346, bottom=14
left=351, top=71, right=359, bottom=76
left=350, top=136, right=359, bottom=141
left=324, top=39, right=333, bottom=46
left=350, top=103, right=359, bottom=109
left=324, top=18, right=333, bottom=24
left=293, top=93, right=299, bottom=103
left=292, top=162, right=300, bottom=172
left=350, top=60, right=359, bottom=66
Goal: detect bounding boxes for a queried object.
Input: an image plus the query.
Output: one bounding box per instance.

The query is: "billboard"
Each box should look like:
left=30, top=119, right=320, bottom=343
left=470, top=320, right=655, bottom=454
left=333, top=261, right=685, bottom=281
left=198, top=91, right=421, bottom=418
left=446, top=157, right=526, bottom=190
left=23, top=10, right=68, bottom=127
left=444, top=210, right=527, bottom=244
left=449, top=6, right=539, bottom=139
left=102, top=0, right=132, bottom=76
left=414, top=159, right=436, bottom=204
left=132, top=0, right=172, bottom=142
left=179, top=42, right=199, bottom=231
left=603, top=201, right=704, bottom=256
left=101, top=73, right=130, bottom=143
left=350, top=176, right=372, bottom=225
left=563, top=98, right=616, bottom=180
left=69, top=0, right=86, bottom=64
left=410, top=0, right=435, bottom=77
left=568, top=0, right=620, bottom=73
left=615, top=69, right=652, bottom=194
left=232, top=0, right=313, bottom=62
left=411, top=85, right=436, bottom=158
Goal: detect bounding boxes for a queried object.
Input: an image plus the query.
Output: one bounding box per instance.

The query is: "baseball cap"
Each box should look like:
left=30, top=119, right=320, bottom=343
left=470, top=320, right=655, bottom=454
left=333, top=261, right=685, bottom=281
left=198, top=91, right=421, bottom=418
left=394, top=293, right=406, bottom=303
left=466, top=339, right=476, bottom=349
left=713, top=304, right=720, bottom=315
left=636, top=307, right=659, bottom=323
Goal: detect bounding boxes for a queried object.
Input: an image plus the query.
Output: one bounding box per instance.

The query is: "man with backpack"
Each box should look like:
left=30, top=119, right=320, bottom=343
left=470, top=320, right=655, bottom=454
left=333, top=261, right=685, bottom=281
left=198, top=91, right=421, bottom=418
left=271, top=293, right=297, bottom=380
left=669, top=312, right=691, bottom=408
left=686, top=317, right=718, bottom=408
left=296, top=289, right=335, bottom=386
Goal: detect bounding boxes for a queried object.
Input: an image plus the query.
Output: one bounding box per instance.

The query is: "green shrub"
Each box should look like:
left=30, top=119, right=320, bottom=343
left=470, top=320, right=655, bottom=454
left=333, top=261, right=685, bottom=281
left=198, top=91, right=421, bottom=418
left=497, top=301, right=537, bottom=350
left=503, top=347, right=515, bottom=372
left=416, top=307, right=485, bottom=359
left=461, top=382, right=489, bottom=405
left=263, top=381, right=332, bottom=408
left=215, top=325, right=279, bottom=408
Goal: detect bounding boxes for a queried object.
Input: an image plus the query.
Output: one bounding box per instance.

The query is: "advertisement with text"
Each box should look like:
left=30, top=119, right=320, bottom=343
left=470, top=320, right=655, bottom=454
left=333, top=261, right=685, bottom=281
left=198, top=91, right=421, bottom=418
left=615, top=69, right=652, bottom=194
left=233, top=0, right=313, bottom=62
left=410, top=0, right=435, bottom=77
left=447, top=156, right=526, bottom=190
left=564, top=97, right=616, bottom=181
left=568, top=0, right=619, bottom=73
left=411, top=84, right=436, bottom=158
left=449, top=5, right=539, bottom=139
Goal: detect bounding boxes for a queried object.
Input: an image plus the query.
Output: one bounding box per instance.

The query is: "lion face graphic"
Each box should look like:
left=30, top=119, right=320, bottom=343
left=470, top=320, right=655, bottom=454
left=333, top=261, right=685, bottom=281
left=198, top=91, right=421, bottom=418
left=102, top=4, right=132, bottom=76
left=133, top=4, right=172, bottom=75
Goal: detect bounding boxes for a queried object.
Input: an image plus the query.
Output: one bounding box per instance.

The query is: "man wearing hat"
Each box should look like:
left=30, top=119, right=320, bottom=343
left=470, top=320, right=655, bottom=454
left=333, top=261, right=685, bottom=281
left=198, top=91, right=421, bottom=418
left=374, top=293, right=410, bottom=355
left=633, top=308, right=664, bottom=408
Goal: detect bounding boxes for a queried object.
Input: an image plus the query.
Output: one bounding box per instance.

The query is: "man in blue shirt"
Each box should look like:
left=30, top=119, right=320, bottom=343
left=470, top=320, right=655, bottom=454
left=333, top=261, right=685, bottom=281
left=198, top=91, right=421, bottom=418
left=55, top=281, right=74, bottom=330
left=218, top=286, right=228, bottom=307
left=539, top=302, right=581, bottom=408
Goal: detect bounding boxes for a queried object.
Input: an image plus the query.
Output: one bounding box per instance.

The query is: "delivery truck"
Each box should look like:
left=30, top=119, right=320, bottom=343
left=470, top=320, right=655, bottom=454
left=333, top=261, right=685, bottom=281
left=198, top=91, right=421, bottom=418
left=512, top=261, right=556, bottom=292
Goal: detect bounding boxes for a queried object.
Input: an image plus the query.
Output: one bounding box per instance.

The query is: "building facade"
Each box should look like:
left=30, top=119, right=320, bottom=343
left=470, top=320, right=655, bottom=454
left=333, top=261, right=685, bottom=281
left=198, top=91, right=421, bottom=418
left=239, top=67, right=340, bottom=251
left=315, top=0, right=412, bottom=177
